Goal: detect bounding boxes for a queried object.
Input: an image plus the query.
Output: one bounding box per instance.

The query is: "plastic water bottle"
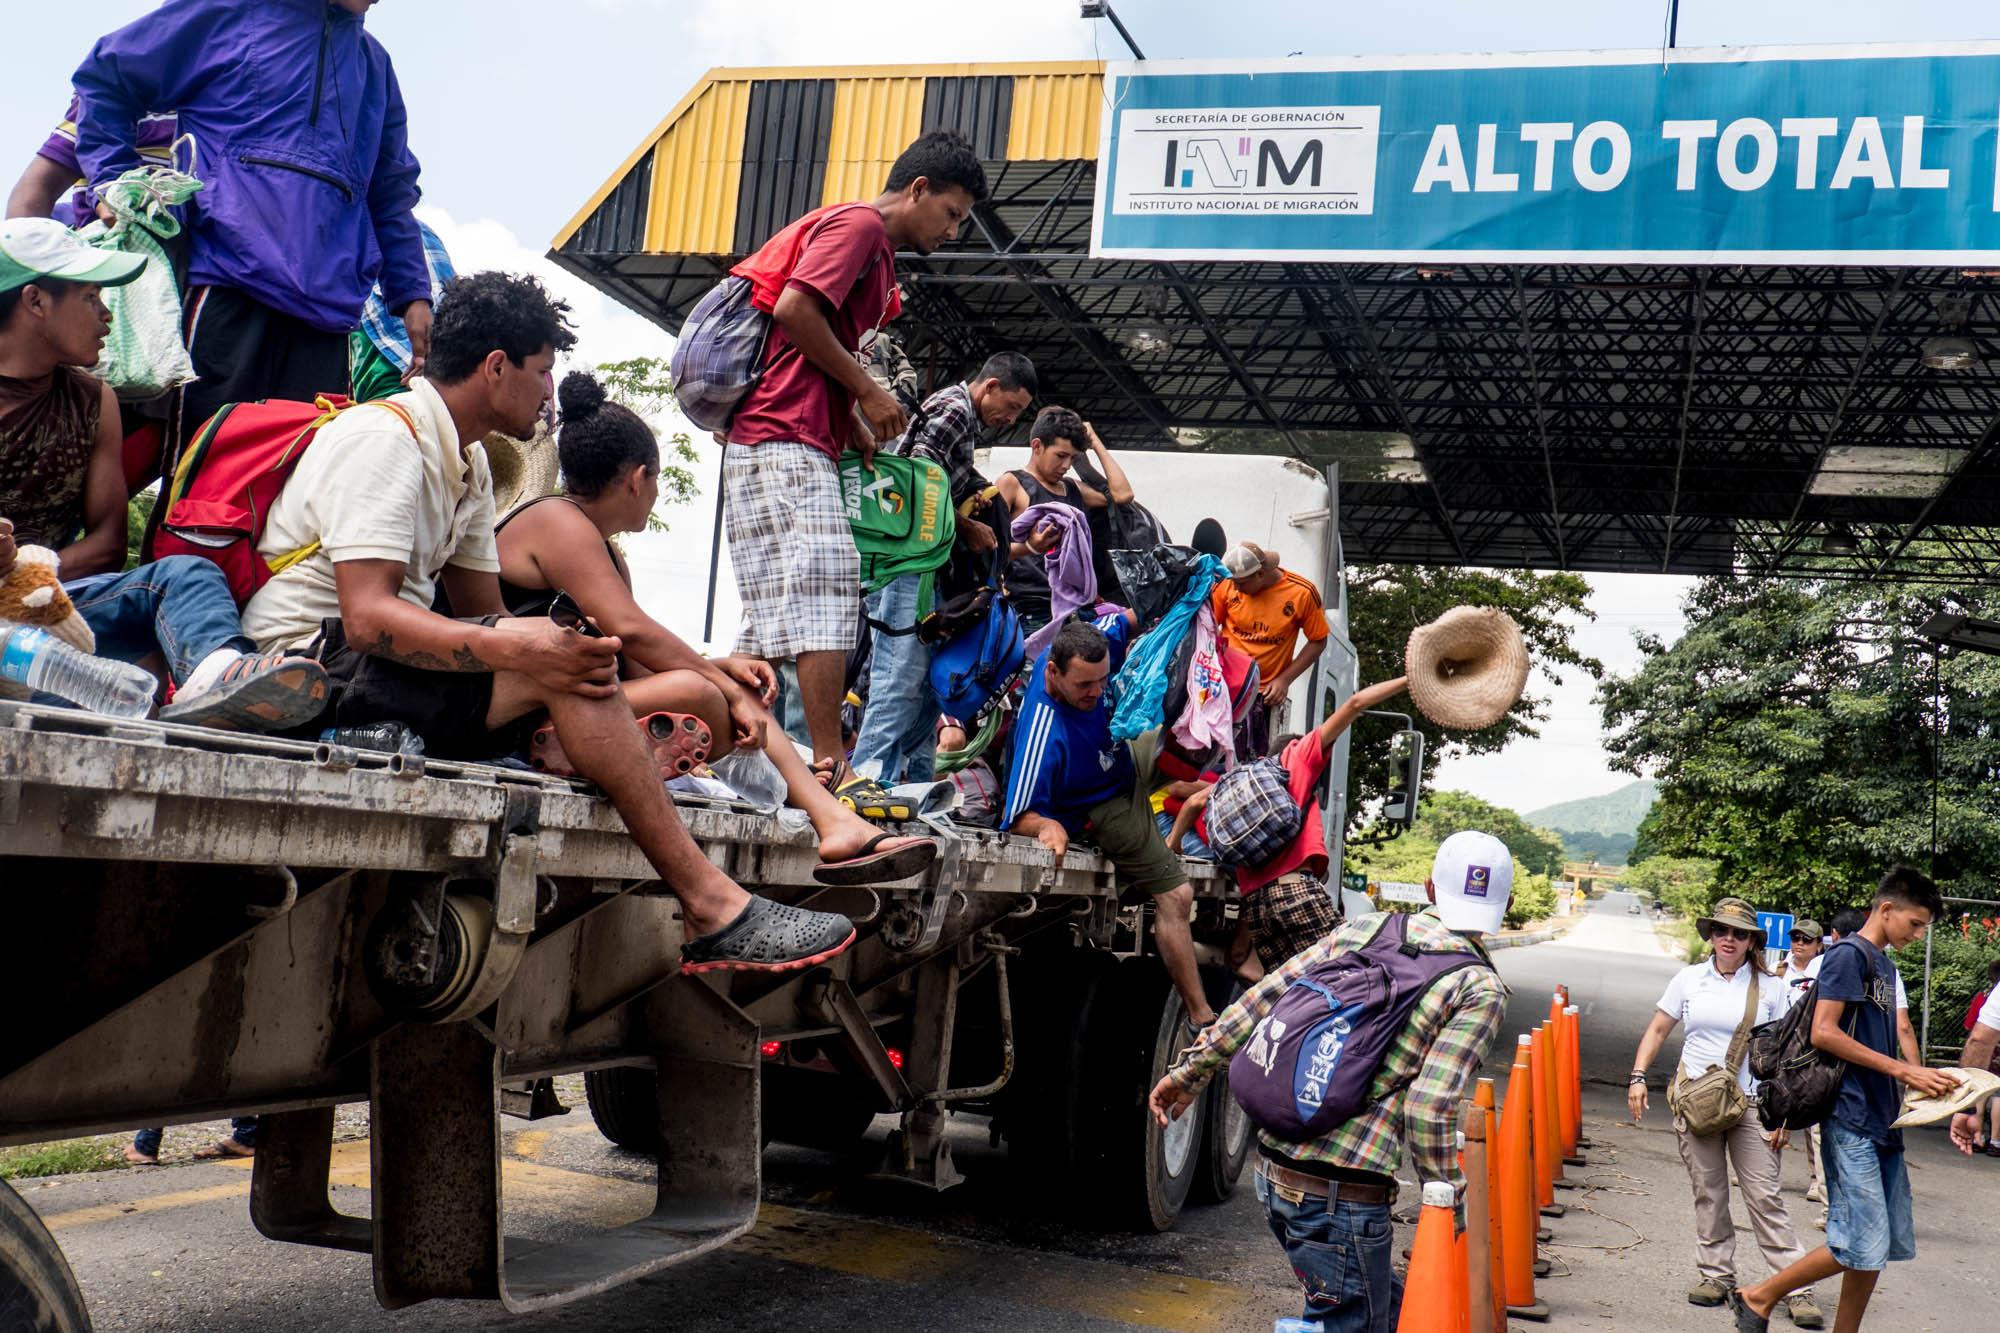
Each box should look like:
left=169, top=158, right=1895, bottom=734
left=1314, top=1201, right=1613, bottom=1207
left=0, top=621, right=156, bottom=718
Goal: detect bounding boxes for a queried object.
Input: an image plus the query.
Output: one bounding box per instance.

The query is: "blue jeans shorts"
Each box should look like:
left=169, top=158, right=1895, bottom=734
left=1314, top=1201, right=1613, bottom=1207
left=1253, top=1164, right=1399, bottom=1332
left=1821, top=1120, right=1914, bottom=1272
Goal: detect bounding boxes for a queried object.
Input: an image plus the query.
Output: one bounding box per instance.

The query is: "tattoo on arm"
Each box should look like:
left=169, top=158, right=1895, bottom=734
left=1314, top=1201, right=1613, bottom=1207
left=358, top=629, right=493, bottom=673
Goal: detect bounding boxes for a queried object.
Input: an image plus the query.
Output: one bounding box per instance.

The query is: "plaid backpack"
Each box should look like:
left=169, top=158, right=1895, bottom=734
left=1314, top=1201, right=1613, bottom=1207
left=1204, top=756, right=1303, bottom=869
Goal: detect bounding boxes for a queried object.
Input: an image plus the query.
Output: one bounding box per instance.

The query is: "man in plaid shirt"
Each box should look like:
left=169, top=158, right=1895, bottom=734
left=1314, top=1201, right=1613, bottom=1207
left=851, top=352, right=1036, bottom=785
left=1150, top=831, right=1513, bottom=1332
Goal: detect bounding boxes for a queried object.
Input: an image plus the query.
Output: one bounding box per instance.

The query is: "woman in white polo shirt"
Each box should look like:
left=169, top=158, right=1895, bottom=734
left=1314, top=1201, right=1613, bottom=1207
left=1627, top=897, right=1823, bottom=1328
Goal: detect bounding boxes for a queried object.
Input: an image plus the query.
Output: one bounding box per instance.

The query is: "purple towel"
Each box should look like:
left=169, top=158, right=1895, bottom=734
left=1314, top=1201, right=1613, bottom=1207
left=1011, top=503, right=1096, bottom=660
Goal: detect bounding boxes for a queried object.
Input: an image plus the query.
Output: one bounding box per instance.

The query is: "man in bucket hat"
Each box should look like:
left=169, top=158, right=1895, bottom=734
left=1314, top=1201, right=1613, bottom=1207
left=1146, top=831, right=1509, bottom=1331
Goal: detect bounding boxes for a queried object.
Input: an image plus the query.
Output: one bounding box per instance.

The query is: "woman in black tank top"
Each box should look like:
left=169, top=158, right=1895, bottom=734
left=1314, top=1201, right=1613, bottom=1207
left=498, top=372, right=937, bottom=880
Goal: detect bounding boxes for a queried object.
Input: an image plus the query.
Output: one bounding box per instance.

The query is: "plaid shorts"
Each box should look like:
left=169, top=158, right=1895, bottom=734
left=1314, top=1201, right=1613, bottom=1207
left=1243, top=872, right=1340, bottom=970
left=723, top=441, right=860, bottom=658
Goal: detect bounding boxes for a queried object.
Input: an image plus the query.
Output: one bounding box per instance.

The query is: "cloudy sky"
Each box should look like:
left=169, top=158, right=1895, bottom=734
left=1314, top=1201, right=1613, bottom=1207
left=11, top=1, right=1992, bottom=811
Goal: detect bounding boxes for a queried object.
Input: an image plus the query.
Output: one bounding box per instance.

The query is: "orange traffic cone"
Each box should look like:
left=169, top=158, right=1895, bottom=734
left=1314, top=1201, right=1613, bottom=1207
left=1556, top=1006, right=1579, bottom=1159
left=1498, top=1036, right=1549, bottom=1321
left=1455, top=1228, right=1472, bottom=1333
left=1398, top=1180, right=1467, bottom=1333
left=1475, top=1079, right=1505, bottom=1332
left=1562, top=1003, right=1586, bottom=1164
left=1532, top=1023, right=1565, bottom=1214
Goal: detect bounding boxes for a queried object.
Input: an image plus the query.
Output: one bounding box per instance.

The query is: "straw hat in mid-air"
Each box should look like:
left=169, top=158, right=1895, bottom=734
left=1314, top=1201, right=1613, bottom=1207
left=1403, top=605, right=1531, bottom=731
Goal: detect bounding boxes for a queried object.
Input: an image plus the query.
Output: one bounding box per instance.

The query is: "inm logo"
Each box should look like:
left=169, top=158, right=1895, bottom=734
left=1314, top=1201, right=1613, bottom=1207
left=1162, top=136, right=1324, bottom=191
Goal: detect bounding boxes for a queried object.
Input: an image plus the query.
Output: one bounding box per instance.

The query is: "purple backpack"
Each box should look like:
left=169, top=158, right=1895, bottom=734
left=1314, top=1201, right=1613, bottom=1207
left=1228, top=913, right=1488, bottom=1141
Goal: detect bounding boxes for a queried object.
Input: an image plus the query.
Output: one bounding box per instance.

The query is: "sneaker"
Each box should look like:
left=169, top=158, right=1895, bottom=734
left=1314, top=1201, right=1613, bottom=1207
left=160, top=651, right=328, bottom=733
left=1688, top=1278, right=1734, bottom=1307
left=1786, top=1294, right=1825, bottom=1329
left=680, top=895, right=855, bottom=976
left=1804, top=1181, right=1824, bottom=1204
left=1984, top=1143, right=2000, bottom=1158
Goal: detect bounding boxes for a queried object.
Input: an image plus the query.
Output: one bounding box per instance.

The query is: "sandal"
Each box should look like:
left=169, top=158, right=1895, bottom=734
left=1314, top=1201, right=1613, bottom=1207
left=529, top=710, right=712, bottom=779
left=681, top=895, right=856, bottom=975
left=813, top=832, right=937, bottom=886
left=834, top=774, right=912, bottom=822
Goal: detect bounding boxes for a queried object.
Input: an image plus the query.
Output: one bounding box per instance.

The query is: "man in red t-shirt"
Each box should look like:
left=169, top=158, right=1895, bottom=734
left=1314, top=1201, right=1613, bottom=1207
left=722, top=130, right=987, bottom=785
left=1172, top=676, right=1410, bottom=971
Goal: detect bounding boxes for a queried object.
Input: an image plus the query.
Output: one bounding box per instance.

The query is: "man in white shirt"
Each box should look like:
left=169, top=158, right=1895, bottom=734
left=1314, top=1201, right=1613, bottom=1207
left=1949, top=986, right=1999, bottom=1155
left=240, top=271, right=856, bottom=976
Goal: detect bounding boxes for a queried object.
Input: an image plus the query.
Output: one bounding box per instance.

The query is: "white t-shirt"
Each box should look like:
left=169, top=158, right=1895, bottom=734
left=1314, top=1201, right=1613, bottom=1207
left=241, top=378, right=499, bottom=651
left=1657, top=959, right=1788, bottom=1094
left=1977, top=986, right=2000, bottom=1035
left=1804, top=950, right=1907, bottom=1010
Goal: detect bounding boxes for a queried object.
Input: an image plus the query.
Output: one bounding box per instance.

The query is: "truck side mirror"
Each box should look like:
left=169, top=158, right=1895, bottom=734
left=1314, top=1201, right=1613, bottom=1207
left=1380, top=727, right=1424, bottom=827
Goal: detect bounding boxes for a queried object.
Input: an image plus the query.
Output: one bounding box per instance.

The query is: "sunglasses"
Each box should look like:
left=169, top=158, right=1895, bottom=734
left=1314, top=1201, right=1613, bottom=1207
left=547, top=589, right=604, bottom=639
left=1712, top=926, right=1755, bottom=942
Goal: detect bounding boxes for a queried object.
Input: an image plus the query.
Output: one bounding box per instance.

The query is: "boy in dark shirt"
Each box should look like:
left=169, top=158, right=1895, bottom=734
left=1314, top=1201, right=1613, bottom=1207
left=1731, top=867, right=1960, bottom=1333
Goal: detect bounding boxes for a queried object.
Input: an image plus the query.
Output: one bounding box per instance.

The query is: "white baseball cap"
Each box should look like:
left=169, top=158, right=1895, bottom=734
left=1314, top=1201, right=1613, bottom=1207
left=0, top=217, right=146, bottom=296
left=1430, top=830, right=1513, bottom=935
left=1222, top=541, right=1278, bottom=579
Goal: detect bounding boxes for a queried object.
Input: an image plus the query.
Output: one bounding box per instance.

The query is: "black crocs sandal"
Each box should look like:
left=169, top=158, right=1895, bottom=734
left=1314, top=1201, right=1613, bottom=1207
left=1726, top=1290, right=1770, bottom=1333
left=681, top=896, right=856, bottom=976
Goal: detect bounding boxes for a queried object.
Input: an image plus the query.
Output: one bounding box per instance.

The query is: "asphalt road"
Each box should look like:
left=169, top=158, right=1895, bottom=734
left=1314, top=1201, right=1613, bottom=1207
left=19, top=893, right=1997, bottom=1332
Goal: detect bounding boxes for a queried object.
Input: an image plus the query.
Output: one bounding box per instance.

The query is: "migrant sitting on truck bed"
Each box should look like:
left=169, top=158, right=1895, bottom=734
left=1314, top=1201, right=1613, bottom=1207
left=0, top=696, right=1251, bottom=1325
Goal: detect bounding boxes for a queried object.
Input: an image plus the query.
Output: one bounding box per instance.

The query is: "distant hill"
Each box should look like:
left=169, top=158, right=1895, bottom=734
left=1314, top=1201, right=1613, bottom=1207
left=1522, top=780, right=1659, bottom=867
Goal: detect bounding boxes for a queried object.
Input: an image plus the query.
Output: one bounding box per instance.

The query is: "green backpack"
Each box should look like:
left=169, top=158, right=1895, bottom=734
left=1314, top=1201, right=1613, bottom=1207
left=838, top=450, right=957, bottom=614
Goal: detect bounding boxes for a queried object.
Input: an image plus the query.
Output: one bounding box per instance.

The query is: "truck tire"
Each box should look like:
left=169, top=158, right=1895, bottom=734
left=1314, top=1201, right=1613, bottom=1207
left=1094, top=958, right=1205, bottom=1233
left=1001, top=948, right=1117, bottom=1181
left=0, top=1177, right=90, bottom=1333
left=1190, top=981, right=1253, bottom=1204
left=761, top=1067, right=879, bottom=1152
left=1190, top=1068, right=1254, bottom=1204
left=583, top=1066, right=658, bottom=1152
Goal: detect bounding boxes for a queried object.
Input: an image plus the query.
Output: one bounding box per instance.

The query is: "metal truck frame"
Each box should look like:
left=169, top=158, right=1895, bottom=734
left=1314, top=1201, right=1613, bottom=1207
left=0, top=699, right=1254, bottom=1328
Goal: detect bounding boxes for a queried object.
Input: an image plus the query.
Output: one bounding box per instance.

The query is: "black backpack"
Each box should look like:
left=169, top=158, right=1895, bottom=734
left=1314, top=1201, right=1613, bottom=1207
left=1748, top=977, right=1860, bottom=1131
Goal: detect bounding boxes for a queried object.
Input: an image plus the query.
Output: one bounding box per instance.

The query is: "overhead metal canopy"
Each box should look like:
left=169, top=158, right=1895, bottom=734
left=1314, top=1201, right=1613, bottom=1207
left=549, top=61, right=2000, bottom=585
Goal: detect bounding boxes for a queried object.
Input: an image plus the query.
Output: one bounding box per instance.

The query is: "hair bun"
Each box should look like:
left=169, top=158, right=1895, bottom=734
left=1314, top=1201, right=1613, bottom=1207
left=557, top=371, right=607, bottom=421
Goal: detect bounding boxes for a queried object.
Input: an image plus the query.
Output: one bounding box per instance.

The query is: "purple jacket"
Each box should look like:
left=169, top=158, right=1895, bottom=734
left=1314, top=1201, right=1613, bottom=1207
left=72, top=0, right=428, bottom=333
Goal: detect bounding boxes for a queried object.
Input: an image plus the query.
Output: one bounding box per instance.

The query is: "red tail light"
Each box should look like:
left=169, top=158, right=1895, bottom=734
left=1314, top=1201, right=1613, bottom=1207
left=759, top=1040, right=782, bottom=1059
left=886, top=1046, right=905, bottom=1071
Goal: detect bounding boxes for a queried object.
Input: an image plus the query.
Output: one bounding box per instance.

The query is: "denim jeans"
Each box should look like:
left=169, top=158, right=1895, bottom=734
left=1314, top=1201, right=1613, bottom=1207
left=1822, top=1121, right=1915, bottom=1271
left=1154, top=808, right=1217, bottom=861
left=132, top=1117, right=259, bottom=1156
left=852, top=574, right=936, bottom=785
left=1254, top=1167, right=1399, bottom=1331
left=64, top=556, right=251, bottom=684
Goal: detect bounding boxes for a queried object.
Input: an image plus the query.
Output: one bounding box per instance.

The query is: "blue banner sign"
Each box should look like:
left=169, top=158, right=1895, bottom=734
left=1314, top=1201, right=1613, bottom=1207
left=1090, top=44, right=2000, bottom=263
left=1757, top=911, right=1795, bottom=951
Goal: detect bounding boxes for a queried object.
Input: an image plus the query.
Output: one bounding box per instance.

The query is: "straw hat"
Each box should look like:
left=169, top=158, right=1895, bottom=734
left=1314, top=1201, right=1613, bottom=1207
left=1403, top=606, right=1530, bottom=731
left=1892, top=1066, right=2000, bottom=1128
left=483, top=419, right=560, bottom=518
left=1695, top=896, right=1766, bottom=950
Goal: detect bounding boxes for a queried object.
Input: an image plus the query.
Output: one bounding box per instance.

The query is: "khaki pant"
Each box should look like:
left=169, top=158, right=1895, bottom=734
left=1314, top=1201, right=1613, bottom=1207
left=1800, top=1123, right=1824, bottom=1194
left=1674, top=1114, right=1807, bottom=1287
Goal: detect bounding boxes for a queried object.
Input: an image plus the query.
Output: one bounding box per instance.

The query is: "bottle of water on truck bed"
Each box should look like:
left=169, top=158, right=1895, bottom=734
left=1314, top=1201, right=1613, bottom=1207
left=0, top=621, right=155, bottom=718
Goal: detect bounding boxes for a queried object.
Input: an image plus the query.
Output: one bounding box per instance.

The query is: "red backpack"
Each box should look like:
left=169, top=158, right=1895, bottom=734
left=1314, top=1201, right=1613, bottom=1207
left=147, top=395, right=416, bottom=605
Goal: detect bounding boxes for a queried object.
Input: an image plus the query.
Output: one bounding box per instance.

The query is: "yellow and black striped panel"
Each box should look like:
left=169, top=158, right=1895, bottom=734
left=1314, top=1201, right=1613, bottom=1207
left=553, top=62, right=1102, bottom=260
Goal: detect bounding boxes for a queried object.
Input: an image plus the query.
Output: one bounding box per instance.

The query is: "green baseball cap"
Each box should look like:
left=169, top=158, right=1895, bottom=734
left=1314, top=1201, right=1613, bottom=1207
left=0, top=218, right=146, bottom=296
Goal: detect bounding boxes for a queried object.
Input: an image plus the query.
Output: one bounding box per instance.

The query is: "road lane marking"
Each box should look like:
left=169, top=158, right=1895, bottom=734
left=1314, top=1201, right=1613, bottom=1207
left=38, top=1137, right=1276, bottom=1329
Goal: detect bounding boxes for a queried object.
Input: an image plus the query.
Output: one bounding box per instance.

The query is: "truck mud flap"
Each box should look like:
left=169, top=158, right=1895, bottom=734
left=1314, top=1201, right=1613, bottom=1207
left=366, top=974, right=760, bottom=1312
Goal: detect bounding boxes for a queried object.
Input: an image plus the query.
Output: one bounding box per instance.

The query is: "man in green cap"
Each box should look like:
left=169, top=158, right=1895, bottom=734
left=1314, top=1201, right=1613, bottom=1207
left=0, top=217, right=326, bottom=733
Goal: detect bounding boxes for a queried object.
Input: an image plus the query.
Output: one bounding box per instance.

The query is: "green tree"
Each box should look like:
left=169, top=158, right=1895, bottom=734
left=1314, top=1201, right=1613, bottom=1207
left=1599, top=573, right=2000, bottom=925
left=123, top=489, right=156, bottom=572
left=1622, top=855, right=1719, bottom=920
left=1408, top=789, right=1568, bottom=879
left=1346, top=788, right=1565, bottom=927
left=590, top=356, right=702, bottom=532
left=1342, top=565, right=1603, bottom=834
